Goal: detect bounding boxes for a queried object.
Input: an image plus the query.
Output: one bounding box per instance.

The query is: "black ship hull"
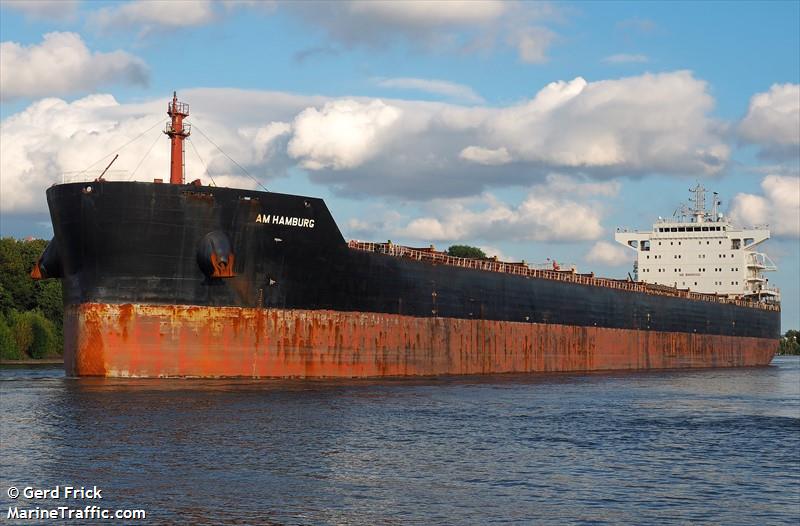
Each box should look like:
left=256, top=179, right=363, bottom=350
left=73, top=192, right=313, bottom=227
left=41, top=181, right=779, bottom=377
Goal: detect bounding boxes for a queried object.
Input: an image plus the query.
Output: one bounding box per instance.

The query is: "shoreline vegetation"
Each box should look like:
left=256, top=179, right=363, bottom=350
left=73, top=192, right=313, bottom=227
left=1, top=238, right=798, bottom=359
left=1, top=238, right=63, bottom=361
left=777, top=330, right=800, bottom=355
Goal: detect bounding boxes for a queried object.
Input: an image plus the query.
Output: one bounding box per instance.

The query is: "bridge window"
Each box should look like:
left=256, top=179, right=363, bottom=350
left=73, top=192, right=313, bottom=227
left=731, top=239, right=741, bottom=249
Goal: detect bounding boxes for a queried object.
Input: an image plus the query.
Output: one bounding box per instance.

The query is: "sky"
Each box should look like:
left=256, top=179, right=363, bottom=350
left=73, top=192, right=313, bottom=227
left=0, top=0, right=798, bottom=329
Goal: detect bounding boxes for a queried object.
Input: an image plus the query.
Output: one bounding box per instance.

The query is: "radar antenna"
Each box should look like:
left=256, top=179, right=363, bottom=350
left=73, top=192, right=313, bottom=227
left=688, top=183, right=707, bottom=223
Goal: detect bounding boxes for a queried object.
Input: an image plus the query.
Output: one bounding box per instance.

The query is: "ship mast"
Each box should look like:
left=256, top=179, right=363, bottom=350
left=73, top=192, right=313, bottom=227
left=165, top=92, right=190, bottom=184
left=688, top=183, right=707, bottom=223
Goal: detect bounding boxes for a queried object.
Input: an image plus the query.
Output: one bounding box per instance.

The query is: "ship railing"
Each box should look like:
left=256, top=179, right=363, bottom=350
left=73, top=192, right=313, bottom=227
left=61, top=170, right=131, bottom=183
left=347, top=240, right=780, bottom=312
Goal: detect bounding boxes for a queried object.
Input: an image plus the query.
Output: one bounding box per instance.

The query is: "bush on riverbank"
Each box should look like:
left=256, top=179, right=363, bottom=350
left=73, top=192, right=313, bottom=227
left=778, top=330, right=799, bottom=355
left=0, top=313, right=22, bottom=360
left=1, top=309, right=60, bottom=360
left=0, top=238, right=63, bottom=359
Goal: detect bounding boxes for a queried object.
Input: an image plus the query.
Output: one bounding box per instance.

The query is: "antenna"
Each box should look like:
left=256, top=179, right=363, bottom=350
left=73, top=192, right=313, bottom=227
left=688, top=183, right=707, bottom=223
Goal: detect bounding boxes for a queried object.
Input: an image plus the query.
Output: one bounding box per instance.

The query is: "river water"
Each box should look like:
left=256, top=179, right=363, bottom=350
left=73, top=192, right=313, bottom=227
left=1, top=358, right=799, bottom=525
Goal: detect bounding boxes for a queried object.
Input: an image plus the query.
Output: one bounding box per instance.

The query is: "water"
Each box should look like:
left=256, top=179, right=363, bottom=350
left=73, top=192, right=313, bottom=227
left=2, top=359, right=799, bottom=525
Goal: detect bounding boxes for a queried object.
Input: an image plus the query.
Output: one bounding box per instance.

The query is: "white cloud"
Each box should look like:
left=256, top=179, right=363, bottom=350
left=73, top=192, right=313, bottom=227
left=459, top=146, right=512, bottom=165
left=81, top=0, right=560, bottom=63
left=0, top=32, right=149, bottom=101
left=510, top=26, right=556, bottom=64
left=348, top=0, right=507, bottom=26
left=0, top=93, right=278, bottom=214
left=477, top=245, right=512, bottom=262
left=730, top=175, right=800, bottom=238
left=2, top=0, right=79, bottom=20
left=345, top=209, right=405, bottom=240
left=395, top=176, right=616, bottom=243
left=221, top=0, right=277, bottom=13
left=279, top=71, right=725, bottom=199
left=738, top=83, right=800, bottom=159
left=537, top=174, right=620, bottom=197
left=0, top=71, right=728, bottom=213
left=483, top=72, right=727, bottom=172
left=585, top=241, right=633, bottom=266
left=376, top=77, right=484, bottom=104
left=287, top=99, right=402, bottom=170
left=239, top=122, right=292, bottom=164
left=397, top=195, right=605, bottom=242
left=89, top=0, right=217, bottom=33
left=602, top=53, right=649, bottom=64
left=285, top=1, right=560, bottom=63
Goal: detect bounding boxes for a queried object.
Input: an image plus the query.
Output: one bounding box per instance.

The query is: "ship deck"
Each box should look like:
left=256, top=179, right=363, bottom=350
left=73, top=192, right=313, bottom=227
left=347, top=241, right=780, bottom=312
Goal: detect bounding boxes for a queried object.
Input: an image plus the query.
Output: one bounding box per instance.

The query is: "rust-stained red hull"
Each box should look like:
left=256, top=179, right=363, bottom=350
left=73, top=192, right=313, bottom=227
left=63, top=303, right=776, bottom=378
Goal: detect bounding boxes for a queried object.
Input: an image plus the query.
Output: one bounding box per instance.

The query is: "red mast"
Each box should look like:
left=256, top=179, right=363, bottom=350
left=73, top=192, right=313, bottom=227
left=165, top=92, right=190, bottom=184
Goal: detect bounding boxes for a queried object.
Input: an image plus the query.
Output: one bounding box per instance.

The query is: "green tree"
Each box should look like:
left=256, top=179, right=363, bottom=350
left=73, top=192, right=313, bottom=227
left=0, top=238, right=64, bottom=359
left=8, top=310, right=34, bottom=356
left=0, top=312, right=22, bottom=360
left=0, top=282, right=14, bottom=316
left=0, top=238, right=47, bottom=312
left=778, top=330, right=800, bottom=355
left=34, top=280, right=63, bottom=330
left=447, top=245, right=487, bottom=259
left=29, top=311, right=58, bottom=359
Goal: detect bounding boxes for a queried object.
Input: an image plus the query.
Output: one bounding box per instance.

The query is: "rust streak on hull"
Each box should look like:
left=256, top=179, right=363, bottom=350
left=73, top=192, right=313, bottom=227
left=63, top=303, right=777, bottom=378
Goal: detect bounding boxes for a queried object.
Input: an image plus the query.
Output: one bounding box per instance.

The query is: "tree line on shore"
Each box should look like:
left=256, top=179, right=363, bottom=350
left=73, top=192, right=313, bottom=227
left=0, top=237, right=797, bottom=359
left=778, top=330, right=800, bottom=355
left=0, top=238, right=62, bottom=360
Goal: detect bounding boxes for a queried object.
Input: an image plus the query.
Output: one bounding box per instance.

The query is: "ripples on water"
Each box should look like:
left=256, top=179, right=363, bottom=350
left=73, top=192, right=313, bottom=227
left=1, top=358, right=799, bottom=525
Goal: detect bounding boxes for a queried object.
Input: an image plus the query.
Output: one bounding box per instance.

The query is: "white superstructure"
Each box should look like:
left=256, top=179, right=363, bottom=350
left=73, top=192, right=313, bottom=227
left=615, top=185, right=779, bottom=301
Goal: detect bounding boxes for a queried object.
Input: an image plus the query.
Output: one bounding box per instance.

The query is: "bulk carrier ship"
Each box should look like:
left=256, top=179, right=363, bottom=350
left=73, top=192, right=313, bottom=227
left=33, top=94, right=781, bottom=378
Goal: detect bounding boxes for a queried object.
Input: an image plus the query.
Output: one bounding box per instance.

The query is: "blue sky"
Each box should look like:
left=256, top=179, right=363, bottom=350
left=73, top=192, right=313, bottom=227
left=1, top=0, right=798, bottom=328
